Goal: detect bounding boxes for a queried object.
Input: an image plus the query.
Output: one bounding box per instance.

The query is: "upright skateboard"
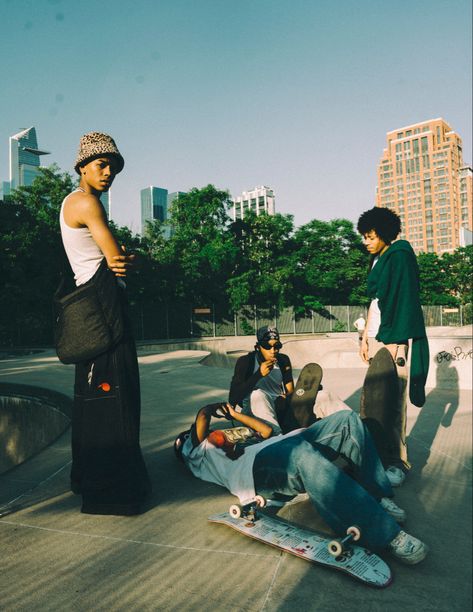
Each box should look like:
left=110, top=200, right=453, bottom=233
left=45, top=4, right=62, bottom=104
left=360, top=347, right=399, bottom=466
left=209, top=498, right=392, bottom=588
left=283, top=363, right=323, bottom=430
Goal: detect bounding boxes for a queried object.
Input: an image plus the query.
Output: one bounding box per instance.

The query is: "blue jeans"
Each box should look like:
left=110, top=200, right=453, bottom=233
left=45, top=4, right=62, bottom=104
left=252, top=410, right=401, bottom=549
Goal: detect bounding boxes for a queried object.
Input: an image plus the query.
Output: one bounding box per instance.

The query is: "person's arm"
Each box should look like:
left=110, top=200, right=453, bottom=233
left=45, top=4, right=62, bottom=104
left=229, top=354, right=263, bottom=406
left=279, top=354, right=294, bottom=397
left=360, top=310, right=371, bottom=363
left=75, top=193, right=134, bottom=276
left=284, top=381, right=295, bottom=396
left=194, top=402, right=273, bottom=444
left=225, top=404, right=273, bottom=438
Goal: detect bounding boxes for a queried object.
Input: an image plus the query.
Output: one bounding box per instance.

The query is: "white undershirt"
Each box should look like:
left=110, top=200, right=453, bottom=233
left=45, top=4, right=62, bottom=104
left=367, top=256, right=380, bottom=337
left=60, top=192, right=104, bottom=286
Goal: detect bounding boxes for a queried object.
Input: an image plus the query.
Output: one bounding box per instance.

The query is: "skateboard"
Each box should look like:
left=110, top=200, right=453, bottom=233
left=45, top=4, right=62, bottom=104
left=283, top=363, right=323, bottom=430
left=360, top=347, right=399, bottom=466
left=209, top=498, right=392, bottom=588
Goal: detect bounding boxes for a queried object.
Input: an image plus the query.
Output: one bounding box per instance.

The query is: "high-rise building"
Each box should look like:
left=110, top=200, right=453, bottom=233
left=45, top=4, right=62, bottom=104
left=8, top=127, right=50, bottom=191
left=376, top=118, right=473, bottom=254
left=458, top=166, right=473, bottom=244
left=167, top=191, right=186, bottom=212
left=232, top=186, right=275, bottom=221
left=141, top=186, right=168, bottom=234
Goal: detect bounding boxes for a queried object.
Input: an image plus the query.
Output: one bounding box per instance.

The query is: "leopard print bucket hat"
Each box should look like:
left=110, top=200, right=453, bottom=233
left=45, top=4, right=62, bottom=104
left=74, top=132, right=124, bottom=175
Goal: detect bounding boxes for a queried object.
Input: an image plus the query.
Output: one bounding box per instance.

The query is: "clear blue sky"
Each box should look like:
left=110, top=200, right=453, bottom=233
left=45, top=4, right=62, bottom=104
left=1, top=0, right=471, bottom=233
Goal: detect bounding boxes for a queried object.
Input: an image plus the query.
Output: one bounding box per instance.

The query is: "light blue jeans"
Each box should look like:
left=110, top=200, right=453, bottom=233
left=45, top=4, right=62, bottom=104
left=252, top=410, right=401, bottom=550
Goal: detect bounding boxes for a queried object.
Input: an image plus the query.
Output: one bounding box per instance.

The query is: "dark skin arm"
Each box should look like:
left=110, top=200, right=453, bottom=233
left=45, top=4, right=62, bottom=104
left=63, top=191, right=135, bottom=277
left=194, top=402, right=273, bottom=445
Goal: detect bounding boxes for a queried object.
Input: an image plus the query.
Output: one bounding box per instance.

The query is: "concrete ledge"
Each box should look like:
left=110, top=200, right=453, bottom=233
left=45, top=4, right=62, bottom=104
left=137, top=327, right=473, bottom=390
left=0, top=383, right=72, bottom=474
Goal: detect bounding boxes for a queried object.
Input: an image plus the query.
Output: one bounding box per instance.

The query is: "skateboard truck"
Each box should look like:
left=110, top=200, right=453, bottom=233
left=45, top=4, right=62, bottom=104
left=328, top=525, right=361, bottom=557
left=229, top=495, right=266, bottom=520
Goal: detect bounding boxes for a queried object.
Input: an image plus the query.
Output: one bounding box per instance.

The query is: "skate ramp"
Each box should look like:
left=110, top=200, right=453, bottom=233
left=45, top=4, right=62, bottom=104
left=0, top=383, right=71, bottom=474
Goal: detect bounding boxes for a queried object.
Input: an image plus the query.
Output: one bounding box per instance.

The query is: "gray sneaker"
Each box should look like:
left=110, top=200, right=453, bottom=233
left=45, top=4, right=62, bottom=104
left=386, top=466, right=406, bottom=487
left=388, top=530, right=428, bottom=564
left=380, top=497, right=406, bottom=523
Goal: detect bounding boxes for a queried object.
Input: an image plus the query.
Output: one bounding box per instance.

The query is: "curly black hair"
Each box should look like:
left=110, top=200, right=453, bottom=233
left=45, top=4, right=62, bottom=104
left=357, top=207, right=401, bottom=244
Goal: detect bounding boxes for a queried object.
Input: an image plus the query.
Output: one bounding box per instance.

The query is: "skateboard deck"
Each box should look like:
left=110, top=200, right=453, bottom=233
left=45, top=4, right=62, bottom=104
left=284, top=363, right=323, bottom=429
left=208, top=511, right=392, bottom=588
left=360, top=347, right=398, bottom=466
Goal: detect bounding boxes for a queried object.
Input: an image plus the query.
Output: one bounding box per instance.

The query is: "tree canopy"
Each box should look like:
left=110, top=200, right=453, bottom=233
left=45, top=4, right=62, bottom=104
left=0, top=165, right=470, bottom=346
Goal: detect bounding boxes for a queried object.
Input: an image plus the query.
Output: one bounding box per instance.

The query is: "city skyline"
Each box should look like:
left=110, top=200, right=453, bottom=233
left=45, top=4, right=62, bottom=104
left=0, top=0, right=471, bottom=233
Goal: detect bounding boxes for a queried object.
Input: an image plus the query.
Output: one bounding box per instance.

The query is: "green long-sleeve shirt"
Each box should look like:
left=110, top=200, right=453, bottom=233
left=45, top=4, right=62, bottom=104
left=367, top=239, right=429, bottom=407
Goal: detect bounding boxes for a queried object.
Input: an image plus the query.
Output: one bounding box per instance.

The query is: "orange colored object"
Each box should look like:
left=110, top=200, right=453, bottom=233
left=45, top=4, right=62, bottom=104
left=98, top=382, right=111, bottom=392
left=208, top=430, right=228, bottom=448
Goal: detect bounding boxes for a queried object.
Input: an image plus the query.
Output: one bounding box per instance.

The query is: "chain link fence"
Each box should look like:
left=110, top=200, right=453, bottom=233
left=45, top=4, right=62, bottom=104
left=128, top=303, right=472, bottom=342
left=1, top=304, right=471, bottom=348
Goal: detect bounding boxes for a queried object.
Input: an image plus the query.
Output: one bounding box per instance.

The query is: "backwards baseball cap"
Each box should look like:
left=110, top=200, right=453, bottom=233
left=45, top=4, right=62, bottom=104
left=174, top=429, right=191, bottom=462
left=256, top=326, right=282, bottom=349
left=74, top=131, right=125, bottom=175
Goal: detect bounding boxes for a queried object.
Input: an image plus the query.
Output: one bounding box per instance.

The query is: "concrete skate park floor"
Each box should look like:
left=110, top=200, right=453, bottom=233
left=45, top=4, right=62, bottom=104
left=0, top=339, right=471, bottom=611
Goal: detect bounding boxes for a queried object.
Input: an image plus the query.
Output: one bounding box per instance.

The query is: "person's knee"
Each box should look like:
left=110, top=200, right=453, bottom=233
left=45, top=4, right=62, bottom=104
left=250, top=389, right=270, bottom=404
left=326, top=408, right=354, bottom=426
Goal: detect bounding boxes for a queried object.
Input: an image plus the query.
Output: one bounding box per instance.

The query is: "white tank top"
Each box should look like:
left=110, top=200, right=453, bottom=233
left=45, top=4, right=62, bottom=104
left=60, top=191, right=104, bottom=286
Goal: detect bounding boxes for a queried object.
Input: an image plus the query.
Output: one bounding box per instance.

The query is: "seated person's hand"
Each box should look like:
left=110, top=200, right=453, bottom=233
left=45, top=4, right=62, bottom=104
left=208, top=403, right=233, bottom=419
left=260, top=359, right=276, bottom=377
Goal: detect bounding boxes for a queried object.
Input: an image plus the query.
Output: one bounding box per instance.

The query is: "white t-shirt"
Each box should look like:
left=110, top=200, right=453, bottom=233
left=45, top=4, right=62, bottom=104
left=182, top=429, right=303, bottom=503
left=367, top=256, right=381, bottom=337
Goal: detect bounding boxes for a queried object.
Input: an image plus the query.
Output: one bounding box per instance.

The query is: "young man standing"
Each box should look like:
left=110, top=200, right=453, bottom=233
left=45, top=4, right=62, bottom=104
left=59, top=132, right=150, bottom=515
left=357, top=207, right=429, bottom=487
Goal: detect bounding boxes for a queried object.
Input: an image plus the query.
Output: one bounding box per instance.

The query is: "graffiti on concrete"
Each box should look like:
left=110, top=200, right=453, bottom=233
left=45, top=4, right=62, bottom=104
left=436, top=346, right=473, bottom=363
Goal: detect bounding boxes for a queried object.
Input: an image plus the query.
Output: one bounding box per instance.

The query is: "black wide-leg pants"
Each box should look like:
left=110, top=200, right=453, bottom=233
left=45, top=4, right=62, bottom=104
left=71, top=318, right=151, bottom=515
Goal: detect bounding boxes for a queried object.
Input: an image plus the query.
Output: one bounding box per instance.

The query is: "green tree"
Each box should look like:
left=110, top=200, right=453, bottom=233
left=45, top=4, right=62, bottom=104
left=166, top=185, right=236, bottom=306
left=0, top=165, right=77, bottom=345
left=441, top=246, right=473, bottom=305
left=417, top=252, right=456, bottom=305
left=227, top=212, right=295, bottom=310
left=290, top=219, right=368, bottom=312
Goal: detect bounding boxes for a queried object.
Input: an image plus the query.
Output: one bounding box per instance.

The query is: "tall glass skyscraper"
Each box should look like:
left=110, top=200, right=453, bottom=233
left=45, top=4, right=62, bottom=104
left=9, top=127, right=50, bottom=190
left=140, top=186, right=169, bottom=234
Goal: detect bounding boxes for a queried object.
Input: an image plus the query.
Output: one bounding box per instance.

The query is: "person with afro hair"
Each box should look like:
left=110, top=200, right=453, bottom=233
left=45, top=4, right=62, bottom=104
left=356, top=207, right=429, bottom=488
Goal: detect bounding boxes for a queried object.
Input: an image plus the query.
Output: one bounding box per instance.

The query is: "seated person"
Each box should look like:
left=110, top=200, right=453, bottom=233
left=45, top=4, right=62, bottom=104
left=174, top=403, right=428, bottom=565
left=229, top=326, right=317, bottom=434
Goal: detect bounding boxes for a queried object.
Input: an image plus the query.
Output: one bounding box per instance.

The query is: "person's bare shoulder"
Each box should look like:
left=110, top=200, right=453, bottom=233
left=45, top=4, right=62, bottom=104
left=63, top=191, right=104, bottom=228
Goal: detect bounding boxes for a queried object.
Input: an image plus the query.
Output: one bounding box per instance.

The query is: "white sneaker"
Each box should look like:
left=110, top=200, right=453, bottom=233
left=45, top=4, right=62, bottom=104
left=388, top=530, right=428, bottom=564
left=380, top=497, right=406, bottom=523
left=386, top=466, right=406, bottom=487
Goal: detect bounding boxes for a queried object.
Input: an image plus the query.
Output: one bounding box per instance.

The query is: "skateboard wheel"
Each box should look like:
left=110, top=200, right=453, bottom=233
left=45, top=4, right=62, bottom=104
left=328, top=540, right=343, bottom=557
left=254, top=495, right=266, bottom=508
left=347, top=526, right=361, bottom=541
left=229, top=504, right=242, bottom=519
